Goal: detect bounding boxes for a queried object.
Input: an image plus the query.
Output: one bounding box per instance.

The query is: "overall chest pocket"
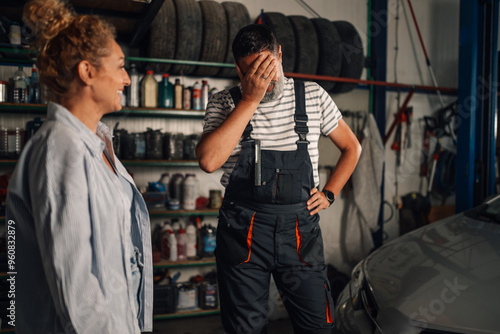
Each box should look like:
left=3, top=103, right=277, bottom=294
left=254, top=167, right=302, bottom=204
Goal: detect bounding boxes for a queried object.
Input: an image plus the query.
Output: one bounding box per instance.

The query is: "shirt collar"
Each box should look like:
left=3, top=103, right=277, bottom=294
left=47, top=102, right=107, bottom=156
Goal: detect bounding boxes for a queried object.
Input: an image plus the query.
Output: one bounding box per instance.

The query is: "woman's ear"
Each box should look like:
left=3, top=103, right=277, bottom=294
left=77, top=60, right=95, bottom=86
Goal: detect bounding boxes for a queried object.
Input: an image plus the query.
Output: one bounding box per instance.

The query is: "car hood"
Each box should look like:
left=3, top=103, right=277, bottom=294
left=364, top=214, right=500, bottom=333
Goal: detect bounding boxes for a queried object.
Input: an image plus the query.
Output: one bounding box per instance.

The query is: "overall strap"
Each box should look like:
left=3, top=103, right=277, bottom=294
left=293, top=80, right=308, bottom=150
left=229, top=86, right=253, bottom=142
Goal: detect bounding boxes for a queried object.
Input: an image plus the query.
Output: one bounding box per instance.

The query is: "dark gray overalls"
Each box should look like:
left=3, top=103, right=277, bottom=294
left=216, top=80, right=334, bottom=334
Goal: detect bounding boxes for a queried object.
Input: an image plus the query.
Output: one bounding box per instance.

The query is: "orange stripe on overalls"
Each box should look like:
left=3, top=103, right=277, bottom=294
left=295, top=218, right=310, bottom=266
left=240, top=212, right=256, bottom=264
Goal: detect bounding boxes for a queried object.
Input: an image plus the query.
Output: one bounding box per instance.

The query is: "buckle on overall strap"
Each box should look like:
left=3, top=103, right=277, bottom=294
left=294, top=116, right=309, bottom=144
left=293, top=80, right=309, bottom=146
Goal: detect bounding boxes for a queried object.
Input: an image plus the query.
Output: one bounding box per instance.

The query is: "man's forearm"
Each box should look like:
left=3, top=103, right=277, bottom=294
left=323, top=145, right=361, bottom=197
left=196, top=99, right=259, bottom=173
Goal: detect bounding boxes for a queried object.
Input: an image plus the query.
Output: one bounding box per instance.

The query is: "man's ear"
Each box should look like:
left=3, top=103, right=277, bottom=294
left=77, top=60, right=95, bottom=86
left=278, top=45, right=282, bottom=63
left=235, top=62, right=244, bottom=81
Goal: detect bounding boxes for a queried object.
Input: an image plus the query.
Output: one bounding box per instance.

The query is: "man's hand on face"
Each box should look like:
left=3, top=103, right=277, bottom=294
left=235, top=53, right=278, bottom=104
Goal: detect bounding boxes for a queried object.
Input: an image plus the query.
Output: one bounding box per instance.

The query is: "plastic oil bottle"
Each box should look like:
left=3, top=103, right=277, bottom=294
left=158, top=73, right=174, bottom=108
left=12, top=66, right=27, bottom=103
left=176, top=228, right=187, bottom=261
left=182, top=174, right=199, bottom=210
left=201, top=80, right=209, bottom=110
left=29, top=67, right=40, bottom=104
left=141, top=70, right=158, bottom=108
left=161, top=222, right=177, bottom=261
left=127, top=63, right=140, bottom=107
left=185, top=221, right=197, bottom=259
left=198, top=224, right=216, bottom=258
left=174, top=78, right=183, bottom=110
left=192, top=81, right=201, bottom=110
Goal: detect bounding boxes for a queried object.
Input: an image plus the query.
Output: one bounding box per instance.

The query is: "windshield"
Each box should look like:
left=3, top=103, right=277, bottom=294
left=464, top=194, right=500, bottom=223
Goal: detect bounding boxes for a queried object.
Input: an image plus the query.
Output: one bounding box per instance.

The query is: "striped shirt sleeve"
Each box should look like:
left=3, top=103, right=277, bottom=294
left=312, top=82, right=342, bottom=136
left=202, top=90, right=235, bottom=135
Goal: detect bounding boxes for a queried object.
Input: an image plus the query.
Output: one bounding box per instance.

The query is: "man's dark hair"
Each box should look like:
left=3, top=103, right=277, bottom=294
left=232, top=24, right=279, bottom=65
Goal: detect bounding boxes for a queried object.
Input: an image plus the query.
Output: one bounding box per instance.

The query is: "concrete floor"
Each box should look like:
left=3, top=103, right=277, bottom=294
left=152, top=314, right=294, bottom=334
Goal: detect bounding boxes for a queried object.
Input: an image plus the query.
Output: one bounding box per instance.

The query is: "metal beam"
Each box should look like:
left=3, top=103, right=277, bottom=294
left=476, top=0, right=498, bottom=204
left=369, top=0, right=388, bottom=249
left=129, top=0, right=165, bottom=48
left=457, top=0, right=499, bottom=211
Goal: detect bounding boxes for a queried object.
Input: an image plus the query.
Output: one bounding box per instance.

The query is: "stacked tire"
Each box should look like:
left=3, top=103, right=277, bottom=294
left=258, top=14, right=364, bottom=93
left=149, top=0, right=249, bottom=77
left=149, top=2, right=364, bottom=93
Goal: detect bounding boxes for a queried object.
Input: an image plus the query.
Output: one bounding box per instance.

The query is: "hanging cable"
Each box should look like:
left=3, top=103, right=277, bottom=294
left=294, top=0, right=321, bottom=18
left=406, top=0, right=446, bottom=109
left=394, top=0, right=402, bottom=106
left=393, top=0, right=402, bottom=203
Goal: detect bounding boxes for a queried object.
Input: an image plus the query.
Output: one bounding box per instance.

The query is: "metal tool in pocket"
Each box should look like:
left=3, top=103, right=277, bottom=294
left=254, top=139, right=261, bottom=186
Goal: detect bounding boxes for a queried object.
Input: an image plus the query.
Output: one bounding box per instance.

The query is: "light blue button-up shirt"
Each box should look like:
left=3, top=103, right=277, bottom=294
left=6, top=102, right=153, bottom=333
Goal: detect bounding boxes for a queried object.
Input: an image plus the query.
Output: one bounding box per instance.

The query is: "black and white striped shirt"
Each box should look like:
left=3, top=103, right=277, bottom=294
left=203, top=77, right=342, bottom=187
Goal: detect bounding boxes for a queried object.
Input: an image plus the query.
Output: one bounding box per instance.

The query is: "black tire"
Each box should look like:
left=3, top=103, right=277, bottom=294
left=288, top=15, right=319, bottom=75
left=218, top=1, right=250, bottom=78
left=331, top=20, right=364, bottom=94
left=257, top=12, right=295, bottom=73
left=171, top=0, right=203, bottom=75
left=194, top=1, right=228, bottom=77
left=311, top=18, right=342, bottom=92
left=148, top=0, right=176, bottom=73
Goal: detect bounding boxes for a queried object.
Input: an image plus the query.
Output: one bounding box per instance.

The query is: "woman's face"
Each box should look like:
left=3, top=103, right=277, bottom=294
left=93, top=39, right=130, bottom=113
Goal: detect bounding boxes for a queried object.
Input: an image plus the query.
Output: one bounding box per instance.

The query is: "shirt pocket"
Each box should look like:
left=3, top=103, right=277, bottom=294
left=217, top=203, right=256, bottom=266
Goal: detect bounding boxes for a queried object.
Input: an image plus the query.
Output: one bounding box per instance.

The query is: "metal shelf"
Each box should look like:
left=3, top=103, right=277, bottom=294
left=0, top=160, right=17, bottom=167
left=0, top=160, right=202, bottom=168
left=153, top=308, right=220, bottom=320
left=0, top=258, right=217, bottom=280
left=122, top=160, right=200, bottom=167
left=0, top=208, right=218, bottom=223
left=148, top=209, right=219, bottom=218
left=0, top=103, right=206, bottom=119
left=153, top=257, right=216, bottom=269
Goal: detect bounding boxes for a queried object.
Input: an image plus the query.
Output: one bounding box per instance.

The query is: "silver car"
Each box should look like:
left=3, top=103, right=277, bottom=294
left=335, top=195, right=500, bottom=333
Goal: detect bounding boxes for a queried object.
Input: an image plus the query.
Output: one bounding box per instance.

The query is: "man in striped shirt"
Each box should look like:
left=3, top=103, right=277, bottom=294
left=196, top=24, right=361, bottom=334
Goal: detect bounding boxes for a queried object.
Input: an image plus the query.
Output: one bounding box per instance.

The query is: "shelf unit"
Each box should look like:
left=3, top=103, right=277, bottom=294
left=152, top=257, right=219, bottom=320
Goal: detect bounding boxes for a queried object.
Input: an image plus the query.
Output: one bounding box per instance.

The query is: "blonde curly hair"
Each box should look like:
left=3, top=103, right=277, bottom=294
left=23, top=0, right=116, bottom=102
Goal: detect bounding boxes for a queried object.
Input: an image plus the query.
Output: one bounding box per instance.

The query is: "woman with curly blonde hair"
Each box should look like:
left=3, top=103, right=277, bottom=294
left=6, top=0, right=153, bottom=333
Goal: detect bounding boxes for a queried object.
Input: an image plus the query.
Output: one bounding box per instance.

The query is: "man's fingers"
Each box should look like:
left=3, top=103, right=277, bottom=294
left=262, top=61, right=278, bottom=82
left=247, top=54, right=268, bottom=76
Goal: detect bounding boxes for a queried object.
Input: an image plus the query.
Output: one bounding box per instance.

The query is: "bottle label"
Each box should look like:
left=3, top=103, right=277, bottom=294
left=178, top=288, right=196, bottom=309
left=183, top=88, right=191, bottom=110
left=204, top=235, right=216, bottom=253
left=192, top=89, right=201, bottom=99
left=192, top=88, right=201, bottom=110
